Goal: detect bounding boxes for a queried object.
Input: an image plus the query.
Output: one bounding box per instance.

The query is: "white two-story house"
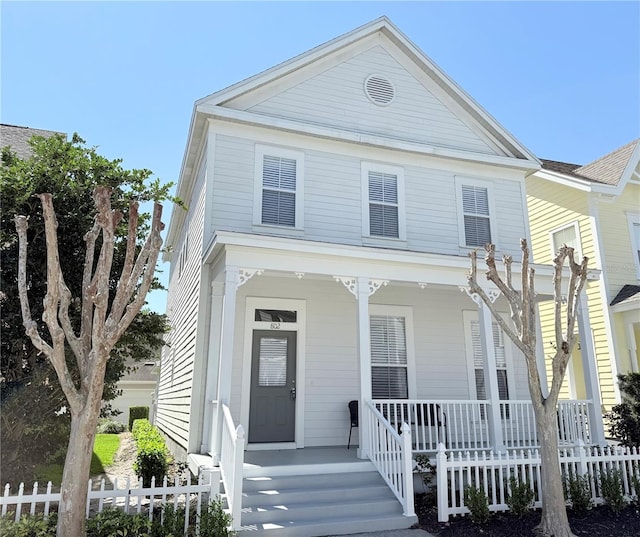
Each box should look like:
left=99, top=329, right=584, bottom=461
left=156, top=17, right=606, bottom=535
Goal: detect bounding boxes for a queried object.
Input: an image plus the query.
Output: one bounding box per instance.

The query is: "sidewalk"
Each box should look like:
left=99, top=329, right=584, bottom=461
left=329, top=530, right=434, bottom=537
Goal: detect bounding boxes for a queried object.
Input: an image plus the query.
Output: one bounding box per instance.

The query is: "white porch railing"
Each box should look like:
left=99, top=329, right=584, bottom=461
left=365, top=400, right=415, bottom=517
left=373, top=399, right=592, bottom=452
left=218, top=403, right=245, bottom=530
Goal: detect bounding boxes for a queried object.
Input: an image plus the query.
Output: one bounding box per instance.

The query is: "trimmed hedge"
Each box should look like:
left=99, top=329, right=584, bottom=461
left=132, top=419, right=170, bottom=487
left=128, top=406, right=149, bottom=432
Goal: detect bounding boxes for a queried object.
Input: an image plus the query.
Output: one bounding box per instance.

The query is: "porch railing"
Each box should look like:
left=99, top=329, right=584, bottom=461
left=373, top=399, right=592, bottom=452
left=364, top=400, right=415, bottom=517
left=219, top=404, right=245, bottom=530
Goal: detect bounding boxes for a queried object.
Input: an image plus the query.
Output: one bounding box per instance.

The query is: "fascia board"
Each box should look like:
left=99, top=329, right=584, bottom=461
left=196, top=17, right=389, bottom=107
left=532, top=169, right=595, bottom=192
left=611, top=300, right=640, bottom=314
left=197, top=104, right=539, bottom=172
left=205, top=230, right=560, bottom=285
left=381, top=25, right=539, bottom=165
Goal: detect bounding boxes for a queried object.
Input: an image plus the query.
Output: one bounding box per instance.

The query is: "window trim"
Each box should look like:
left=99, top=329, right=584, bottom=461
left=463, top=310, right=515, bottom=404
left=549, top=221, right=582, bottom=260
left=361, top=162, right=406, bottom=241
left=253, top=144, right=304, bottom=230
left=369, top=304, right=416, bottom=399
left=455, top=176, right=497, bottom=249
left=627, top=213, right=640, bottom=279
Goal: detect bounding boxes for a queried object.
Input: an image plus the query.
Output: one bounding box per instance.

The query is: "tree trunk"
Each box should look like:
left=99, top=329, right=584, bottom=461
left=536, top=404, right=576, bottom=537
left=56, top=371, right=105, bottom=537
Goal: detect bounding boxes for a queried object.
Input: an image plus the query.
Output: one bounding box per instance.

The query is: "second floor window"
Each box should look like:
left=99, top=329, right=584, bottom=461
left=462, top=185, right=492, bottom=247
left=369, top=171, right=399, bottom=237
left=362, top=162, right=405, bottom=240
left=627, top=214, right=640, bottom=279
left=551, top=222, right=581, bottom=259
left=254, top=145, right=304, bottom=229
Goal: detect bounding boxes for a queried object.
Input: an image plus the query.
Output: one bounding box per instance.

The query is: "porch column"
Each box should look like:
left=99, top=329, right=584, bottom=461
left=576, top=292, right=607, bottom=446
left=535, top=302, right=549, bottom=397
left=623, top=315, right=638, bottom=373
left=213, top=266, right=240, bottom=459
left=477, top=301, right=506, bottom=453
left=201, top=281, right=225, bottom=458
left=356, top=276, right=372, bottom=459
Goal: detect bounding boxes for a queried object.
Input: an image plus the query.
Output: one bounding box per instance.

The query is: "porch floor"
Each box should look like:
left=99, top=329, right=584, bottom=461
left=243, top=446, right=369, bottom=477
left=244, top=446, right=360, bottom=467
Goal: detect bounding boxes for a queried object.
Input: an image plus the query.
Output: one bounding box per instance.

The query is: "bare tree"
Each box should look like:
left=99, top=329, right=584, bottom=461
left=467, top=239, right=587, bottom=537
left=15, top=186, right=163, bottom=537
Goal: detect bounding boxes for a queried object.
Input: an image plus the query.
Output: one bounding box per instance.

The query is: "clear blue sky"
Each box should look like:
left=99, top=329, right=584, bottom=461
left=2, top=1, right=639, bottom=314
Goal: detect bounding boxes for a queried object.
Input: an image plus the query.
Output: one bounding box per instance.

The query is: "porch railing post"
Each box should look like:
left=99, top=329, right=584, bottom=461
left=401, top=422, right=415, bottom=517
left=231, top=424, right=245, bottom=531
left=436, top=442, right=448, bottom=522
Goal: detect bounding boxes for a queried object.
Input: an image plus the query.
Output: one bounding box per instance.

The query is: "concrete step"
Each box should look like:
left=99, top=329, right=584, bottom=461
left=235, top=467, right=417, bottom=536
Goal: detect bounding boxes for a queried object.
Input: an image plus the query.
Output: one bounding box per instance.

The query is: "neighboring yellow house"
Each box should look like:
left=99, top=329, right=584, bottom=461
left=527, top=140, right=640, bottom=416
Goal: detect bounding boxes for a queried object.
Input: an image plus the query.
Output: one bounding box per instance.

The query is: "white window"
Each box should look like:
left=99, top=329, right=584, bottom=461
left=456, top=177, right=496, bottom=248
left=627, top=214, right=640, bottom=279
left=550, top=222, right=581, bottom=259
left=362, top=163, right=406, bottom=240
left=464, top=311, right=513, bottom=415
left=254, top=145, right=304, bottom=229
left=177, top=236, right=188, bottom=278
left=369, top=306, right=415, bottom=399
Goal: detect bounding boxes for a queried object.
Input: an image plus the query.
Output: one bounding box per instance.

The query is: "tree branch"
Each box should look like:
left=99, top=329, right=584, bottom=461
left=80, top=220, right=100, bottom=361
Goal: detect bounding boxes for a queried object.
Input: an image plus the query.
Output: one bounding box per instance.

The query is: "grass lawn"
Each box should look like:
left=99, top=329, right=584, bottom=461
left=35, top=433, right=121, bottom=485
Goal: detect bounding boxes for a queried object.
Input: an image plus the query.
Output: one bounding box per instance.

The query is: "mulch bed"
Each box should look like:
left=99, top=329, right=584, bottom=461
left=415, top=494, right=640, bottom=536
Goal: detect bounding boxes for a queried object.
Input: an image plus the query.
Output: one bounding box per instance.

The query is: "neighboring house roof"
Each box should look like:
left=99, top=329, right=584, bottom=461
left=1, top=123, right=63, bottom=159
left=610, top=284, right=640, bottom=307
left=541, top=139, right=640, bottom=189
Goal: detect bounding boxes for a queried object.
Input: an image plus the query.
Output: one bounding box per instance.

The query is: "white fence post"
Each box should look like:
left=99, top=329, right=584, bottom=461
left=576, top=439, right=588, bottom=477
left=436, top=442, right=448, bottom=522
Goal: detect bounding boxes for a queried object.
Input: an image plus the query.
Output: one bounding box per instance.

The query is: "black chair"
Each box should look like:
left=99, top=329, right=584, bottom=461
left=347, top=400, right=358, bottom=449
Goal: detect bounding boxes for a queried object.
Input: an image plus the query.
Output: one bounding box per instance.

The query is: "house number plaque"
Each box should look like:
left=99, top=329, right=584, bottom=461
left=270, top=322, right=281, bottom=330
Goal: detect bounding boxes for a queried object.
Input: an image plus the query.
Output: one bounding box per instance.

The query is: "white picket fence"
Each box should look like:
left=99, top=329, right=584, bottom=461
left=1, top=470, right=221, bottom=531
left=435, top=441, right=640, bottom=522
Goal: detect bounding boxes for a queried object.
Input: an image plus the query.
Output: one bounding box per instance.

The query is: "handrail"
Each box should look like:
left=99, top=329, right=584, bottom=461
left=218, top=404, right=245, bottom=530
left=365, top=400, right=415, bottom=517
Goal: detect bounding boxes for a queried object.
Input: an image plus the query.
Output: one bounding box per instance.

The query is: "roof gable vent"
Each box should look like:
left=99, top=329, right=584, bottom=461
left=364, top=74, right=395, bottom=106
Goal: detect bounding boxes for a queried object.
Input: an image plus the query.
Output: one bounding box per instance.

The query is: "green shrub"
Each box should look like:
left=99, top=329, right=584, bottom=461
left=87, top=508, right=152, bottom=536
left=96, top=418, right=126, bottom=434
left=132, top=419, right=170, bottom=487
left=563, top=471, right=593, bottom=513
left=505, top=476, right=535, bottom=518
left=606, top=372, right=640, bottom=447
left=464, top=485, right=491, bottom=525
left=0, top=514, right=56, bottom=537
left=199, top=498, right=235, bottom=537
left=129, top=406, right=149, bottom=432
left=599, top=468, right=627, bottom=513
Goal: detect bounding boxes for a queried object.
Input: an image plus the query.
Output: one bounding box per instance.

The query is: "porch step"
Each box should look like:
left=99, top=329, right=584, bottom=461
left=234, top=467, right=417, bottom=537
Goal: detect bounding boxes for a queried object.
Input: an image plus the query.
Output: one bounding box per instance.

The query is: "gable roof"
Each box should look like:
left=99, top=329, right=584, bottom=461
left=1, top=124, right=64, bottom=160
left=539, top=139, right=640, bottom=192
left=168, top=17, right=540, bottom=254
left=610, top=284, right=640, bottom=307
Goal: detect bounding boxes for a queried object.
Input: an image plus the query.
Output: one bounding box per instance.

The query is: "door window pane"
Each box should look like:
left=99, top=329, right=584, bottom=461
left=258, top=337, right=288, bottom=386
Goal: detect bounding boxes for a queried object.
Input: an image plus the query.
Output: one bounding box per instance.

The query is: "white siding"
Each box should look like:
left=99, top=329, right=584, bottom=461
left=210, top=134, right=527, bottom=256
left=229, top=276, right=528, bottom=448
left=156, top=157, right=207, bottom=451
left=246, top=46, right=496, bottom=155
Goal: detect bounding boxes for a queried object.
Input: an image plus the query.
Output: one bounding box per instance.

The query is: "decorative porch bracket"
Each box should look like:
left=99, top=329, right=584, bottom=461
left=238, top=268, right=264, bottom=287
left=459, top=286, right=506, bottom=453
left=334, top=276, right=388, bottom=298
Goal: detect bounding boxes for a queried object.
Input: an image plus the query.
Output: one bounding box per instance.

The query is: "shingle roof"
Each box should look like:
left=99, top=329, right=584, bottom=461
left=541, top=139, right=639, bottom=186
left=610, top=284, right=640, bottom=307
left=1, top=124, right=64, bottom=160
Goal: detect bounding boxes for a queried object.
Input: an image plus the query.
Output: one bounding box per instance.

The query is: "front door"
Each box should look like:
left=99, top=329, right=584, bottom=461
left=248, top=330, right=296, bottom=443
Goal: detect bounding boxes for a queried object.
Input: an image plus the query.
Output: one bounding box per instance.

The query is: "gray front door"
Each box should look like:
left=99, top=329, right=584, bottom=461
left=248, top=330, right=296, bottom=443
